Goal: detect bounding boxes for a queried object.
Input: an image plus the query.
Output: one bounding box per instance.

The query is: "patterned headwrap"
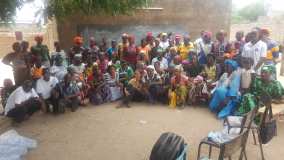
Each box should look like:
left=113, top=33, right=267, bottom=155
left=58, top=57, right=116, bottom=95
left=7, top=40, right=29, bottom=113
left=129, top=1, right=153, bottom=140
left=175, top=34, right=182, bottom=39
left=146, top=32, right=153, bottom=37
left=261, top=65, right=273, bottom=74
left=203, top=31, right=212, bottom=38
left=224, top=59, right=238, bottom=70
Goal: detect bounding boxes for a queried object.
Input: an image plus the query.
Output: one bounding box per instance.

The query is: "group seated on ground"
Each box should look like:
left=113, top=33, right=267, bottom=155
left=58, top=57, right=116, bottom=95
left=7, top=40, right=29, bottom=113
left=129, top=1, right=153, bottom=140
left=1, top=28, right=284, bottom=123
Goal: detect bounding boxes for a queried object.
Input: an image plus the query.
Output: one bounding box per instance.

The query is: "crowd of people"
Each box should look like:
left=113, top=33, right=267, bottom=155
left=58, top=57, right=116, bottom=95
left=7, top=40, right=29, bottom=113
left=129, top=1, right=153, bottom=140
left=1, top=28, right=284, bottom=123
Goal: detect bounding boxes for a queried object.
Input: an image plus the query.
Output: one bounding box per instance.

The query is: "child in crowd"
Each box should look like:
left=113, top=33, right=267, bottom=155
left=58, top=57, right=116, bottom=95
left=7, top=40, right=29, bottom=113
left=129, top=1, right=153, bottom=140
left=240, top=57, right=254, bottom=94
left=31, top=58, right=43, bottom=86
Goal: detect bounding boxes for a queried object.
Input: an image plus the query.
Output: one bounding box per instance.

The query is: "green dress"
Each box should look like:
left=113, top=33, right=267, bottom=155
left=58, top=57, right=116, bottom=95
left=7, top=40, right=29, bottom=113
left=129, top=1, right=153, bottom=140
left=238, top=77, right=284, bottom=114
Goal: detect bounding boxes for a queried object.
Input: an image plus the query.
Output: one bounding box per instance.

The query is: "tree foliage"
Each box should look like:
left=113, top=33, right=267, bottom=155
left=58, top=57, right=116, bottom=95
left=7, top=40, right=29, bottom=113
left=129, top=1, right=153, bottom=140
left=0, top=0, right=150, bottom=23
left=0, top=0, right=24, bottom=22
left=232, top=0, right=267, bottom=24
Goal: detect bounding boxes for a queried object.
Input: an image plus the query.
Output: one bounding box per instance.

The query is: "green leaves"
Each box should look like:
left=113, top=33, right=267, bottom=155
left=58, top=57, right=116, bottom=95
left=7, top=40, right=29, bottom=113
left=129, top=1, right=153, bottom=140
left=0, top=0, right=24, bottom=22
left=232, top=0, right=267, bottom=24
left=0, top=0, right=150, bottom=23
left=45, top=0, right=150, bottom=20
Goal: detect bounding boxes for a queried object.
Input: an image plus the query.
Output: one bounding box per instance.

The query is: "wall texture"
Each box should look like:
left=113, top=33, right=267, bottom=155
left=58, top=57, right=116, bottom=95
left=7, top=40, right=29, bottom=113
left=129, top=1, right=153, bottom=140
left=0, top=21, right=58, bottom=57
left=57, top=0, right=232, bottom=50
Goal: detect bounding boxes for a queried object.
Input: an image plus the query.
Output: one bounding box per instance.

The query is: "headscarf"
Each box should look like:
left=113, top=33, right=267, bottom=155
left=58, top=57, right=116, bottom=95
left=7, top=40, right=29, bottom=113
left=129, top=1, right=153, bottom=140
left=203, top=31, right=212, bottom=38
left=73, top=36, right=83, bottom=45
left=175, top=34, right=182, bottom=39
left=122, top=33, right=129, bottom=38
left=35, top=34, right=43, bottom=41
left=261, top=65, right=273, bottom=74
left=260, top=28, right=270, bottom=35
left=224, top=59, right=238, bottom=70
left=182, top=60, right=189, bottom=65
left=146, top=32, right=153, bottom=38
left=161, top=32, right=167, bottom=36
left=147, top=65, right=155, bottom=71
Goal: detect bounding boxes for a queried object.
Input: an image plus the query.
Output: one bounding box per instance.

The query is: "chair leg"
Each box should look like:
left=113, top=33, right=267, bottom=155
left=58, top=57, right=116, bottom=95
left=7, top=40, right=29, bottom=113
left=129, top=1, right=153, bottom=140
left=209, top=145, right=212, bottom=159
left=239, top=147, right=247, bottom=160
left=252, top=129, right=257, bottom=145
left=257, top=129, right=265, bottom=160
left=197, top=143, right=203, bottom=160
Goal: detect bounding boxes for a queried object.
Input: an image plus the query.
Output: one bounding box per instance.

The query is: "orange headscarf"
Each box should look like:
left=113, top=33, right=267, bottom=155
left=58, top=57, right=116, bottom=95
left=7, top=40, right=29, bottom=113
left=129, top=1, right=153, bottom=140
left=73, top=36, right=83, bottom=45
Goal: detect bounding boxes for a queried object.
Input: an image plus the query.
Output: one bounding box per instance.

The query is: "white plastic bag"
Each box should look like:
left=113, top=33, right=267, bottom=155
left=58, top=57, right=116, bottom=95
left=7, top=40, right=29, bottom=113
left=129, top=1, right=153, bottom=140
left=0, top=130, right=37, bottom=160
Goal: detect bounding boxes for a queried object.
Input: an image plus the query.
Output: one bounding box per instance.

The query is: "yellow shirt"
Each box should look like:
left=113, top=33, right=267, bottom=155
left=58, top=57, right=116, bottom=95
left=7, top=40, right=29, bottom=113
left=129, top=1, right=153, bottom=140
left=178, top=43, right=194, bottom=60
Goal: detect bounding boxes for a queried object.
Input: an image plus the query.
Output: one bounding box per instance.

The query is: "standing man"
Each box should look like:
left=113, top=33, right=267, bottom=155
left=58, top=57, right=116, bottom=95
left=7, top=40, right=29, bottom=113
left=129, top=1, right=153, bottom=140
left=195, top=31, right=213, bottom=65
left=31, top=35, right=50, bottom=68
left=212, top=30, right=231, bottom=63
left=242, top=29, right=267, bottom=74
left=260, top=28, right=280, bottom=79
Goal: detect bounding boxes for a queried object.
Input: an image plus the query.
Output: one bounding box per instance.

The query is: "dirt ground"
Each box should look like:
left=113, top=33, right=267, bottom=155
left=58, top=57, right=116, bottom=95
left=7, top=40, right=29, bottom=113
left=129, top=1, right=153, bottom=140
left=0, top=102, right=283, bottom=160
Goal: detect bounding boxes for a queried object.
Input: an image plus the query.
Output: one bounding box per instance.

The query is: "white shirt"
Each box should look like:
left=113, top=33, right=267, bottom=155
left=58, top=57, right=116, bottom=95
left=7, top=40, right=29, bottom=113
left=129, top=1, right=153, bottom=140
left=36, top=76, right=59, bottom=99
left=195, top=40, right=213, bottom=56
left=242, top=40, right=267, bottom=74
left=69, top=64, right=85, bottom=74
left=152, top=57, right=168, bottom=70
left=159, top=41, right=169, bottom=51
left=4, top=87, right=39, bottom=115
left=50, top=65, right=67, bottom=81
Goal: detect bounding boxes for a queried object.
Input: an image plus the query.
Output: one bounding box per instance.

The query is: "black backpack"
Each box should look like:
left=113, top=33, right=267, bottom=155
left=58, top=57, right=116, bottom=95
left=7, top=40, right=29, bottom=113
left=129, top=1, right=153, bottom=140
left=150, top=132, right=187, bottom=160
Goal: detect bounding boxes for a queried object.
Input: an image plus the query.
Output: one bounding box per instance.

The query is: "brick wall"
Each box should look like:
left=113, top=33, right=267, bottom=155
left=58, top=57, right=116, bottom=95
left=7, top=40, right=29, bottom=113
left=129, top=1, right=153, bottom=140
left=57, top=0, right=232, bottom=50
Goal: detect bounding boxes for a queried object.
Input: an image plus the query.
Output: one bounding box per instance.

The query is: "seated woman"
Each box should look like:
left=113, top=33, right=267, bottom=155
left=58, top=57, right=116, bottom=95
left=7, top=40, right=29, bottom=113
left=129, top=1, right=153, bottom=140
left=58, top=73, right=81, bottom=112
left=188, top=54, right=221, bottom=104
left=1, top=79, right=16, bottom=115
left=184, top=53, right=203, bottom=78
left=238, top=65, right=284, bottom=115
left=118, top=71, right=150, bottom=108
left=168, top=66, right=189, bottom=108
left=209, top=60, right=241, bottom=119
left=96, top=53, right=109, bottom=74
left=202, top=54, right=220, bottom=83
left=4, top=80, right=42, bottom=123
left=50, top=55, right=68, bottom=82
left=87, top=65, right=111, bottom=105
left=118, top=61, right=134, bottom=85
left=145, top=65, right=163, bottom=103
left=104, top=65, right=123, bottom=102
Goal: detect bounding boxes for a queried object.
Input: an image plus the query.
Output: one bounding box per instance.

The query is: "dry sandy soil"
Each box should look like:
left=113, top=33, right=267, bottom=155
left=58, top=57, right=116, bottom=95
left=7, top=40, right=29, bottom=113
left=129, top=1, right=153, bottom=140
left=1, top=102, right=283, bottom=160
left=0, top=64, right=283, bottom=159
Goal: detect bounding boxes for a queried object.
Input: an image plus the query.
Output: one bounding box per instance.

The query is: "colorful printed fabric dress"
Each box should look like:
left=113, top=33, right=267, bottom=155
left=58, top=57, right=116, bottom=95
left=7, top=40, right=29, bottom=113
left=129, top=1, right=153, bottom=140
left=238, top=77, right=284, bottom=115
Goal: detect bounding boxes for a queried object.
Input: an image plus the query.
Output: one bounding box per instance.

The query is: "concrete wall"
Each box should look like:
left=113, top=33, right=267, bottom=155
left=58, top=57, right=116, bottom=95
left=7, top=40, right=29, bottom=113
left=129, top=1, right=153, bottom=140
left=57, top=0, right=232, bottom=50
left=0, top=20, right=58, bottom=57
